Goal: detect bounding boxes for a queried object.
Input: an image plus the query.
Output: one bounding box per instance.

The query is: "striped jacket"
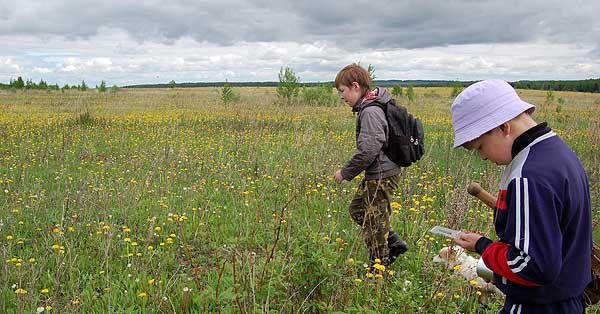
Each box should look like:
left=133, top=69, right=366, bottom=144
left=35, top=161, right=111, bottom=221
left=476, top=124, right=592, bottom=305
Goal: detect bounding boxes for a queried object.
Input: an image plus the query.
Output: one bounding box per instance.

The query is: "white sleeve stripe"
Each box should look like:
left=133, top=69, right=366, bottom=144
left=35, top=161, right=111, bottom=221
left=512, top=255, right=530, bottom=273
left=515, top=179, right=521, bottom=250
left=508, top=251, right=526, bottom=265
left=523, top=178, right=530, bottom=254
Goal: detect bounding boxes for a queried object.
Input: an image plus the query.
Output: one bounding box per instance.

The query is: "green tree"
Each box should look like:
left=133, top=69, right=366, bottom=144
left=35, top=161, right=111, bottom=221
left=80, top=80, right=88, bottom=91
left=98, top=80, right=107, bottom=92
left=367, top=64, right=376, bottom=82
left=277, top=66, right=300, bottom=103
left=13, top=77, right=25, bottom=89
left=220, top=80, right=238, bottom=104
left=546, top=90, right=554, bottom=104
left=406, top=84, right=415, bottom=102
left=391, top=84, right=403, bottom=97
left=38, top=79, right=48, bottom=90
left=450, top=81, right=464, bottom=98
left=168, top=80, right=176, bottom=88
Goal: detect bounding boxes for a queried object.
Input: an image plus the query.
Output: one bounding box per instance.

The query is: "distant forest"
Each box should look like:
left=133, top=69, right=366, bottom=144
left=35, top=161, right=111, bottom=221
left=124, top=79, right=600, bottom=93
left=2, top=77, right=600, bottom=93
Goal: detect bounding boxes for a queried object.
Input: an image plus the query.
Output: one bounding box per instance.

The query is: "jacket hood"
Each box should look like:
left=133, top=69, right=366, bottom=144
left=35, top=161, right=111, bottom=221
left=352, top=87, right=392, bottom=112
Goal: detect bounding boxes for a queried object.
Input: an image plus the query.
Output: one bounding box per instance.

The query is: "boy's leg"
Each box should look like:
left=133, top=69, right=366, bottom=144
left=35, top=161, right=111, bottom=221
left=361, top=177, right=398, bottom=266
left=348, top=176, right=407, bottom=266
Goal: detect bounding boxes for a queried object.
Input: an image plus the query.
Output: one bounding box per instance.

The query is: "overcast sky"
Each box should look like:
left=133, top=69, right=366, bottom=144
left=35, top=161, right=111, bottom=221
left=1, top=0, right=600, bottom=86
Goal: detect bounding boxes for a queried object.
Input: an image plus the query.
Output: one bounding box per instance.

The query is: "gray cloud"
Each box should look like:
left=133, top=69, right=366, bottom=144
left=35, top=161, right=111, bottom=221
left=2, top=0, right=599, bottom=50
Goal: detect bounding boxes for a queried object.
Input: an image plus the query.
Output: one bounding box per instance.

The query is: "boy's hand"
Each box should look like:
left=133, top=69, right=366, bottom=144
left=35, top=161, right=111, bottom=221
left=453, top=231, right=482, bottom=252
left=333, top=169, right=345, bottom=183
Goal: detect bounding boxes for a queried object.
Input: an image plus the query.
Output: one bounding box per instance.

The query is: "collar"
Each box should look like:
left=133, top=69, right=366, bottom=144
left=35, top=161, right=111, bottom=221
left=512, top=122, right=551, bottom=158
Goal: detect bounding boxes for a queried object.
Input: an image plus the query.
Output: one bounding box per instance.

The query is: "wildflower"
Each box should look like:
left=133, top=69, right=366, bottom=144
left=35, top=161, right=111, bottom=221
left=365, top=272, right=374, bottom=279
left=154, top=226, right=161, bottom=231
left=147, top=245, right=154, bottom=251
left=71, top=299, right=80, bottom=305
left=183, top=287, right=190, bottom=292
left=476, top=291, right=482, bottom=296
left=15, top=288, right=28, bottom=294
left=46, top=305, right=52, bottom=311
left=41, top=288, right=49, bottom=294
left=322, top=236, right=330, bottom=241
left=453, top=265, right=462, bottom=271
left=131, top=242, right=138, bottom=246
left=436, top=292, right=444, bottom=297
left=124, top=237, right=131, bottom=242
left=373, top=263, right=386, bottom=272
left=148, top=278, right=155, bottom=285
left=354, top=278, right=363, bottom=283
left=469, top=280, right=480, bottom=286
left=37, top=307, right=44, bottom=314
left=138, top=292, right=147, bottom=298
left=6, top=235, right=13, bottom=240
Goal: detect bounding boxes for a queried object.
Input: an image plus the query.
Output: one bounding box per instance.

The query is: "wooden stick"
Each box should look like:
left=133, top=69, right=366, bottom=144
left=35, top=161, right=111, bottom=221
left=467, top=182, right=497, bottom=209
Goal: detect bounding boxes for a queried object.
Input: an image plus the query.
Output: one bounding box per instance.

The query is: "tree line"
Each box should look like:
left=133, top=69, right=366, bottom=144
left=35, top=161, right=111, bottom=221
left=0, top=77, right=115, bottom=92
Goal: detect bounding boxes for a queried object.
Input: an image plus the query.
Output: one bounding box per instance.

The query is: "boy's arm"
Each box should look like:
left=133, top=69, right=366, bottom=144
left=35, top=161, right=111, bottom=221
left=479, top=177, right=562, bottom=286
left=340, top=107, right=387, bottom=180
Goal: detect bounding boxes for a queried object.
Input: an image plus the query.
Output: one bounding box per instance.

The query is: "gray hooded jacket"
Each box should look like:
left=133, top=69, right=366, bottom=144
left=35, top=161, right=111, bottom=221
left=340, top=87, right=401, bottom=181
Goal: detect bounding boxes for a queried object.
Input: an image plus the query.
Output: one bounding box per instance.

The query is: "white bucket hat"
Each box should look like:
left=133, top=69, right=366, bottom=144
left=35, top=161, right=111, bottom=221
left=451, top=79, right=535, bottom=148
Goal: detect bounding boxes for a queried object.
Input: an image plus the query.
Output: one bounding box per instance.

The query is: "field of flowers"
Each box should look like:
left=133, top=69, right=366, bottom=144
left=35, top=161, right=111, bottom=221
left=1, top=87, right=599, bottom=313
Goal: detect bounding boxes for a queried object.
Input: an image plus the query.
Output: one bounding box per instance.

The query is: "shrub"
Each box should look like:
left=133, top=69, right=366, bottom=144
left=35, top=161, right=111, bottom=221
left=301, top=83, right=340, bottom=107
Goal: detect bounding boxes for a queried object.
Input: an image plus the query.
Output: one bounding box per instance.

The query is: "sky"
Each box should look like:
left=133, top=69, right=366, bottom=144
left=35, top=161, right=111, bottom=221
left=1, top=0, right=600, bottom=87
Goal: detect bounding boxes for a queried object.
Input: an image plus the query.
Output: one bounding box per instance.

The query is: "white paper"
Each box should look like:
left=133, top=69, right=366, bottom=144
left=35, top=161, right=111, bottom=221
left=428, top=226, right=459, bottom=238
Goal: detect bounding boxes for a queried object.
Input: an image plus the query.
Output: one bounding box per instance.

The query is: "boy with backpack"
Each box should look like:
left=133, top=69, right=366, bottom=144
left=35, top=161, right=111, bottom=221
left=333, top=63, right=411, bottom=268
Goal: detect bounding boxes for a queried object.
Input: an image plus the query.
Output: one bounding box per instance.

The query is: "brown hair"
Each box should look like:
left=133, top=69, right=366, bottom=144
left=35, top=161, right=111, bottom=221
left=334, top=63, right=371, bottom=95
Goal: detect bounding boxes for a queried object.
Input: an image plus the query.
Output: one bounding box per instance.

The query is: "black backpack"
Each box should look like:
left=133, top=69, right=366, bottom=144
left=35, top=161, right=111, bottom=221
left=361, top=99, right=425, bottom=167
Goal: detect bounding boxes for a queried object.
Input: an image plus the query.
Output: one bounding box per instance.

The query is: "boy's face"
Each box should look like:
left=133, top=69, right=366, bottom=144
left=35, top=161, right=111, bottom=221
left=337, top=82, right=362, bottom=107
left=463, top=127, right=513, bottom=165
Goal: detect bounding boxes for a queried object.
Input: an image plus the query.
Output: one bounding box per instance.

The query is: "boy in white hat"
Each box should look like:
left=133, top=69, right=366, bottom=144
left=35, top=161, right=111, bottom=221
left=451, top=80, right=591, bottom=313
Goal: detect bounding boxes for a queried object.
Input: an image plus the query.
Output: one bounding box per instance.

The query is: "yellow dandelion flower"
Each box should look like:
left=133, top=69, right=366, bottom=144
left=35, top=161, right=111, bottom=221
left=354, top=278, right=363, bottom=283
left=29, top=258, right=35, bottom=263
left=51, top=244, right=60, bottom=250
left=322, top=236, right=330, bottom=241
left=453, top=265, right=462, bottom=271
left=131, top=242, right=138, bottom=246
left=469, top=280, right=479, bottom=286
left=46, top=305, right=53, bottom=311
left=373, top=263, right=386, bottom=272
left=138, top=292, right=147, bottom=298
left=15, top=288, right=28, bottom=294
left=366, top=272, right=374, bottom=278
left=148, top=278, right=155, bottom=285
left=41, top=288, right=49, bottom=294
left=71, top=299, right=80, bottom=305
left=154, top=226, right=161, bottom=231
left=476, top=291, right=482, bottom=296
left=6, top=235, right=13, bottom=240
left=374, top=258, right=381, bottom=263
left=147, top=245, right=154, bottom=251
left=124, top=237, right=131, bottom=242
left=436, top=292, right=444, bottom=297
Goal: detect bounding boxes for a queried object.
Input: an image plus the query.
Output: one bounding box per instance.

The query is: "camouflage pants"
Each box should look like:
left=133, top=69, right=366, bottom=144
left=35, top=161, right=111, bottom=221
left=348, top=174, right=399, bottom=265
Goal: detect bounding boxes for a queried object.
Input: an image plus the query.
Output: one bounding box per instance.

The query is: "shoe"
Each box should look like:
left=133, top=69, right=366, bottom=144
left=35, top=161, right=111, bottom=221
left=388, top=230, right=408, bottom=264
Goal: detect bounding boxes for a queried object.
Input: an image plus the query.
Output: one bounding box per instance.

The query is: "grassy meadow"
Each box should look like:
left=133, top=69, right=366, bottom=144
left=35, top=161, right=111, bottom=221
left=1, top=86, right=599, bottom=313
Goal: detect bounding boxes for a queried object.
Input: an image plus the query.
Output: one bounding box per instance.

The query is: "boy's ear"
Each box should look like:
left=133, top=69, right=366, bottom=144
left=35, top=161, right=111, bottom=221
left=351, top=81, right=360, bottom=89
left=500, top=122, right=511, bottom=136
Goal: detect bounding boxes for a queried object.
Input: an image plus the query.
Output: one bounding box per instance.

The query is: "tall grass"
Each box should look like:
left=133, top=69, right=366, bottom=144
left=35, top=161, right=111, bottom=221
left=0, top=87, right=598, bottom=313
